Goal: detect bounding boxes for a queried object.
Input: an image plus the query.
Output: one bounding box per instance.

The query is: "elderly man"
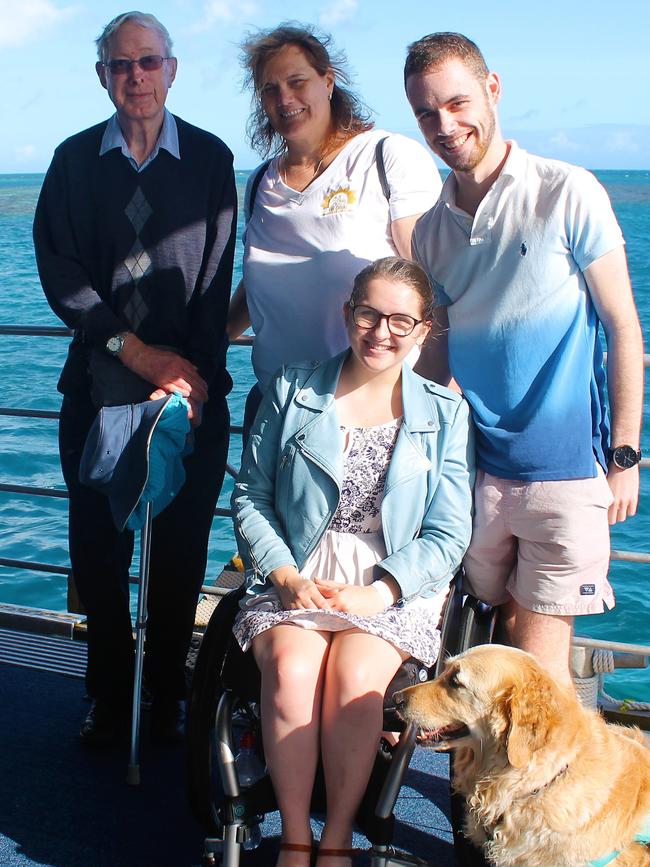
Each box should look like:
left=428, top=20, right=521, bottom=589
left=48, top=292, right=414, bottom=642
left=33, top=12, right=236, bottom=745
left=405, top=33, right=643, bottom=687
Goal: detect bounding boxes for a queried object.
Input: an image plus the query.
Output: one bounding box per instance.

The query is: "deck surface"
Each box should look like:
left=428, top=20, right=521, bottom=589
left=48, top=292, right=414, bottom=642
left=0, top=661, right=457, bottom=867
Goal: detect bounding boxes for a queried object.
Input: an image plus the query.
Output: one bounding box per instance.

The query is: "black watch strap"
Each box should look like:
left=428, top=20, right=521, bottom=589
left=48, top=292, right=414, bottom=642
left=105, top=331, right=129, bottom=356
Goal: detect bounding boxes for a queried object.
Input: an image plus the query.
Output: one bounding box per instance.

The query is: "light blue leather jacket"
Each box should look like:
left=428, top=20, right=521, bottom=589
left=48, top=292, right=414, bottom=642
left=232, top=351, right=474, bottom=603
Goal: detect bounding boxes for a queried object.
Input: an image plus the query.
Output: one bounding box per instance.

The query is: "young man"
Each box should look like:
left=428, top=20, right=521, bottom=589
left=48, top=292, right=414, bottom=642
left=405, top=32, right=643, bottom=685
left=34, top=12, right=236, bottom=744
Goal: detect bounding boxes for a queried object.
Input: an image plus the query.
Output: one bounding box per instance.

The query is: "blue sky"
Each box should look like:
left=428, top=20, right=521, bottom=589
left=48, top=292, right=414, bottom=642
left=1, top=0, right=648, bottom=173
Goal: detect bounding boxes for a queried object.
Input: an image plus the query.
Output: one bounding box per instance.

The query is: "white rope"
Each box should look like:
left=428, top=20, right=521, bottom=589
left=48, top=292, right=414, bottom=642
left=574, top=675, right=599, bottom=709
left=592, top=648, right=615, bottom=673
left=589, top=649, right=650, bottom=712
left=598, top=683, right=650, bottom=713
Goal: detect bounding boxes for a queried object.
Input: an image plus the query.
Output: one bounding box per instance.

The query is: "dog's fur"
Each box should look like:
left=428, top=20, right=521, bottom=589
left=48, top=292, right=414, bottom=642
left=395, top=645, right=650, bottom=867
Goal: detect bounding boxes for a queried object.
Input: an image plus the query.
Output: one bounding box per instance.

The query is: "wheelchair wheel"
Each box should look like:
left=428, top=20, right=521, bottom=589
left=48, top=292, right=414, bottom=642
left=457, top=594, right=498, bottom=652
left=187, top=588, right=246, bottom=831
left=449, top=594, right=498, bottom=867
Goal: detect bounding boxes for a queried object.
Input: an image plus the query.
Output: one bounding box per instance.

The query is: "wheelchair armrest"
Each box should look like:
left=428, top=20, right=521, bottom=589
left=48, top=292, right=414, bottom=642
left=383, top=659, right=430, bottom=732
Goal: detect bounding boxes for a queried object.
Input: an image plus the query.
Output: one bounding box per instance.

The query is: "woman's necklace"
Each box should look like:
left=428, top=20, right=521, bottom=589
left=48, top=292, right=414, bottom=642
left=281, top=154, right=324, bottom=191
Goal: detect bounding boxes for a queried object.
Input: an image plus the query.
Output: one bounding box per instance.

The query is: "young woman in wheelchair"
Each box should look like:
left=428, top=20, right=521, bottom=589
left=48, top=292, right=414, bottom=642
left=231, top=256, right=473, bottom=866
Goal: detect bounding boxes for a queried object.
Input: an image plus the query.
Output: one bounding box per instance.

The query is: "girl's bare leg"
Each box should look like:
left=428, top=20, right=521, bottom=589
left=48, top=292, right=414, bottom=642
left=253, top=625, right=331, bottom=867
left=317, top=629, right=407, bottom=867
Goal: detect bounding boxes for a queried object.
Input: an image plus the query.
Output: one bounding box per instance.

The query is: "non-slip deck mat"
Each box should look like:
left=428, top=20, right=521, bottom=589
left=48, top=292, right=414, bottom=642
left=0, top=661, right=455, bottom=866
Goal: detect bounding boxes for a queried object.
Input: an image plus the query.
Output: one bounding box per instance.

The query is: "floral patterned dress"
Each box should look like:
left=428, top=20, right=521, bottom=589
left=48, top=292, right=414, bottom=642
left=233, top=418, right=447, bottom=666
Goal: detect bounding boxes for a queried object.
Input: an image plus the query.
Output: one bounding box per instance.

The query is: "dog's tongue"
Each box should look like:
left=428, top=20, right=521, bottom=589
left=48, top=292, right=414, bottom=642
left=417, top=723, right=468, bottom=744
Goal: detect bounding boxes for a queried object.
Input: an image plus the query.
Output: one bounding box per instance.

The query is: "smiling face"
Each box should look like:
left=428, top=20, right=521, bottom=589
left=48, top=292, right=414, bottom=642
left=260, top=43, right=334, bottom=148
left=406, top=58, right=500, bottom=175
left=345, top=276, right=431, bottom=376
left=96, top=21, right=176, bottom=126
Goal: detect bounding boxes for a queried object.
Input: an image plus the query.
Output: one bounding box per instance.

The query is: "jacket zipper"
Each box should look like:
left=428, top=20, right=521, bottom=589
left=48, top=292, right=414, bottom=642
left=294, top=441, right=341, bottom=564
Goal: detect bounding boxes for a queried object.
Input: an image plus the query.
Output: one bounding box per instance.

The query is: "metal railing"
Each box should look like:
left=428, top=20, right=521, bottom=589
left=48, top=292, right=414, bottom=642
left=0, top=327, right=254, bottom=596
left=0, top=326, right=648, bottom=587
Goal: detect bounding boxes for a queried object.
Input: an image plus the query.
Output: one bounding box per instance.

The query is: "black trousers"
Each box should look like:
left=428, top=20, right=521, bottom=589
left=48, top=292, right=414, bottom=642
left=59, top=390, right=230, bottom=706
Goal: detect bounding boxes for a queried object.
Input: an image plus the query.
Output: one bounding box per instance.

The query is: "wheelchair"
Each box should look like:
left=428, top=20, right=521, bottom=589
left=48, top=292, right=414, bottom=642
left=186, top=573, right=498, bottom=867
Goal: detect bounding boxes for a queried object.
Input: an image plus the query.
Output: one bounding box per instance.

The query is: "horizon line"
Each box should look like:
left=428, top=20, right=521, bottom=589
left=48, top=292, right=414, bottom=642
left=2, top=166, right=650, bottom=177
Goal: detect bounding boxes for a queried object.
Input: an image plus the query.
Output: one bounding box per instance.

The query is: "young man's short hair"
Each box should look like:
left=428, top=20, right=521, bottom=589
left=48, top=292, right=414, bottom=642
left=404, top=32, right=488, bottom=88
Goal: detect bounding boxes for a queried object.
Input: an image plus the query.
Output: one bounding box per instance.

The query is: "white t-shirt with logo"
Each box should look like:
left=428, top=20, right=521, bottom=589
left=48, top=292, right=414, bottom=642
left=243, top=129, right=441, bottom=388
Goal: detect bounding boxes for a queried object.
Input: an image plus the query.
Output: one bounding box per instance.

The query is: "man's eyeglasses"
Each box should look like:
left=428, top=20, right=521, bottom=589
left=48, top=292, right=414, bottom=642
left=103, top=55, right=172, bottom=75
left=349, top=302, right=424, bottom=337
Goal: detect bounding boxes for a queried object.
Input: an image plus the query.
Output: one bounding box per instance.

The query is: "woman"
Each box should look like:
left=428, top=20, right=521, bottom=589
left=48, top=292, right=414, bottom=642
left=232, top=257, right=473, bottom=866
left=228, top=24, right=441, bottom=436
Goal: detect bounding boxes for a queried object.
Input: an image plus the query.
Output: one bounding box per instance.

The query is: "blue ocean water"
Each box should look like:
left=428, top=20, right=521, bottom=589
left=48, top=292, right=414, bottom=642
left=1, top=170, right=649, bottom=700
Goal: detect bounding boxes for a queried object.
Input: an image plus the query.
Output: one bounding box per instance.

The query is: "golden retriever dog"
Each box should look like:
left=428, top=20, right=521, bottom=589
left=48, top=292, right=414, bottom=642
left=395, top=644, right=650, bottom=867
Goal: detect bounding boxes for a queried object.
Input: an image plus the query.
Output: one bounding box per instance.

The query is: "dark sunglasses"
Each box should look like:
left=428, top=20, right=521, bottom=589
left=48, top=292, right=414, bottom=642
left=103, top=55, right=172, bottom=75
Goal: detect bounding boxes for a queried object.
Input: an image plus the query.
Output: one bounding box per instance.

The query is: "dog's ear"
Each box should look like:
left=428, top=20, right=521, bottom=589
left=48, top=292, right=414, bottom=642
left=505, top=669, right=558, bottom=768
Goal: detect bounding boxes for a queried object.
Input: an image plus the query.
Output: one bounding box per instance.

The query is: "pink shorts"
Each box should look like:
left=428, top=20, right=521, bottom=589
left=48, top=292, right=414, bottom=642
left=463, top=469, right=615, bottom=616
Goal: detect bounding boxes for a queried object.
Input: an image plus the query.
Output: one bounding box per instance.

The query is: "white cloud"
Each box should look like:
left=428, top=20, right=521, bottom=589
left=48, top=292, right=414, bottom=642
left=0, top=0, right=78, bottom=48
left=506, top=109, right=539, bottom=124
left=187, top=0, right=259, bottom=32
left=508, top=125, right=650, bottom=169
left=547, top=131, right=582, bottom=152
left=319, top=0, right=359, bottom=27
left=14, top=144, right=36, bottom=162
left=604, top=131, right=640, bottom=154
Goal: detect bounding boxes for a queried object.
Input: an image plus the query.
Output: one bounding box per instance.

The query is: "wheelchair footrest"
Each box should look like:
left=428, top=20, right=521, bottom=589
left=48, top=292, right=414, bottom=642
left=369, top=846, right=430, bottom=867
left=202, top=816, right=264, bottom=858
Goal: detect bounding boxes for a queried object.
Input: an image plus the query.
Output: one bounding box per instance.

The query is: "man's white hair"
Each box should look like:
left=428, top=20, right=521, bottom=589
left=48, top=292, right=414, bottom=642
left=95, top=11, right=173, bottom=64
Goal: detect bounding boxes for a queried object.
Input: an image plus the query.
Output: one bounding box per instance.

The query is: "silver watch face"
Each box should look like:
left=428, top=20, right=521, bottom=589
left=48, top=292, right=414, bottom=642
left=106, top=334, right=124, bottom=355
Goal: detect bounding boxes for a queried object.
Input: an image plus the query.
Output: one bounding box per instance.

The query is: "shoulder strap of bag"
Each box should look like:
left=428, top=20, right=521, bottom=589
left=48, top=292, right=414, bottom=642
left=375, top=136, right=390, bottom=202
left=245, top=159, right=272, bottom=222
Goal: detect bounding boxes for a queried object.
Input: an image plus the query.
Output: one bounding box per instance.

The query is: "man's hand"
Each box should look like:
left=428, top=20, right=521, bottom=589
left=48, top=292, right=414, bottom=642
left=120, top=334, right=209, bottom=402
left=270, top=566, right=332, bottom=611
left=148, top=388, right=203, bottom=428
left=314, top=580, right=387, bottom=617
left=607, top=465, right=640, bottom=524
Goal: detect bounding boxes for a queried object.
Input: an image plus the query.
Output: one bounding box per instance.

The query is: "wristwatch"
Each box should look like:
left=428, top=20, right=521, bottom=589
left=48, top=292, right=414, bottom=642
left=607, top=445, right=642, bottom=469
left=105, top=332, right=129, bottom=356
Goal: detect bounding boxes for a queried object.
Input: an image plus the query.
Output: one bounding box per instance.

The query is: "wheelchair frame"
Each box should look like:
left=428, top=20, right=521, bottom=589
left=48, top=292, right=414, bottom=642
left=186, top=575, right=497, bottom=867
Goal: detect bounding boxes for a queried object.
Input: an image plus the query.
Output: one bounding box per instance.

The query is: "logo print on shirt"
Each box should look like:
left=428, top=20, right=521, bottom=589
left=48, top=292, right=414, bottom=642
left=579, top=584, right=596, bottom=596
left=321, top=186, right=356, bottom=215
left=520, top=242, right=528, bottom=257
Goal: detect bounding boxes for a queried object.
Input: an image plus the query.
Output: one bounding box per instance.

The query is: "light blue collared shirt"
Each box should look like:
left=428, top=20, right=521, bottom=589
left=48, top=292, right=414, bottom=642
left=99, top=108, right=180, bottom=171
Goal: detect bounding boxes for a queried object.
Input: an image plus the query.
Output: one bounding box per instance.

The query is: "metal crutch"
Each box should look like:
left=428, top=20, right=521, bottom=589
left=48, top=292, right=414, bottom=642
left=127, top=499, right=153, bottom=786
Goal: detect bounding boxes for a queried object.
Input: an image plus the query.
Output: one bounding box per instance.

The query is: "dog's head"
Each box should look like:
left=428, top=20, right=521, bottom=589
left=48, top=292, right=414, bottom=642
left=394, top=644, right=571, bottom=768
